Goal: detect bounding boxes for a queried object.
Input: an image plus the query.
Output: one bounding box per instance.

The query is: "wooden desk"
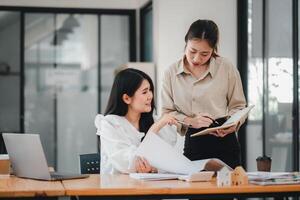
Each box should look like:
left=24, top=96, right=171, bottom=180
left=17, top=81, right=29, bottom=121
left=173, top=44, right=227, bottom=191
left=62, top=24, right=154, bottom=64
left=0, top=175, right=65, bottom=198
left=62, top=174, right=300, bottom=199
left=2, top=174, right=300, bottom=199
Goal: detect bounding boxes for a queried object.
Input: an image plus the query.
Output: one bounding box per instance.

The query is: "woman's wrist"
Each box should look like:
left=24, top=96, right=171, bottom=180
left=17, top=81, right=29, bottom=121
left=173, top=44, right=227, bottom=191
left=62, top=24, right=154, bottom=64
left=149, top=122, right=162, bottom=133
left=183, top=117, right=192, bottom=127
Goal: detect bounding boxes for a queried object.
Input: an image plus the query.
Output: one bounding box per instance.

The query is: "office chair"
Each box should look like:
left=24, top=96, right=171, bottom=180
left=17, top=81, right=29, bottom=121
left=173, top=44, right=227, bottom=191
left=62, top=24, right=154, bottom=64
left=79, top=153, right=100, bottom=174
left=72, top=154, right=100, bottom=200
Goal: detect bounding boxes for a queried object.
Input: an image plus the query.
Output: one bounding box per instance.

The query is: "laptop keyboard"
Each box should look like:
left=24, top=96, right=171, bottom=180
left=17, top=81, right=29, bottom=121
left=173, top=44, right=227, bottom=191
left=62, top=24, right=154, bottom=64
left=50, top=173, right=67, bottom=179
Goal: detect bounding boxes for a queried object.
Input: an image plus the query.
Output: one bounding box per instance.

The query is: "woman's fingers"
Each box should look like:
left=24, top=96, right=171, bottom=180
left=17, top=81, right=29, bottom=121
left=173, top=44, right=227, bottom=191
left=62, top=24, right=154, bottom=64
left=168, top=117, right=178, bottom=125
left=135, top=157, right=143, bottom=172
left=209, top=131, right=219, bottom=137
left=194, top=119, right=211, bottom=128
left=200, top=113, right=213, bottom=118
left=135, top=157, right=146, bottom=172
left=214, top=125, right=236, bottom=137
left=150, top=167, right=158, bottom=173
left=216, top=129, right=226, bottom=137
left=198, top=113, right=214, bottom=122
left=134, top=157, right=141, bottom=172
left=141, top=157, right=152, bottom=172
left=194, top=115, right=213, bottom=126
left=135, top=157, right=152, bottom=173
left=162, top=114, right=178, bottom=126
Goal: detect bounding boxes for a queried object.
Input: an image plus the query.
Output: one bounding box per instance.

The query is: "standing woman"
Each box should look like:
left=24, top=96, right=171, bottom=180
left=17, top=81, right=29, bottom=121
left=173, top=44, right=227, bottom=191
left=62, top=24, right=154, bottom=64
left=95, top=68, right=177, bottom=174
left=161, top=19, right=246, bottom=169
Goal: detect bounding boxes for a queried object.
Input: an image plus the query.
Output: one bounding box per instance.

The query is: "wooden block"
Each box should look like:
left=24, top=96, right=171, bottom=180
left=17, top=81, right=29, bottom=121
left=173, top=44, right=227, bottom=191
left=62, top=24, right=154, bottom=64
left=231, top=166, right=248, bottom=186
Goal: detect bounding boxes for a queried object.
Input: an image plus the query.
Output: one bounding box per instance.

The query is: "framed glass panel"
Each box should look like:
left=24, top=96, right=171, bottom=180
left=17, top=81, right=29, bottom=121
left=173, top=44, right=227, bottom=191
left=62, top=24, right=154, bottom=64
left=265, top=0, right=293, bottom=172
left=24, top=13, right=56, bottom=165
left=140, top=3, right=153, bottom=62
left=100, top=15, right=130, bottom=112
left=0, top=11, right=21, bottom=134
left=24, top=13, right=99, bottom=172
left=247, top=0, right=263, bottom=171
left=247, top=0, right=293, bottom=172
left=298, top=0, right=300, bottom=170
left=55, top=14, right=99, bottom=172
left=0, top=6, right=135, bottom=171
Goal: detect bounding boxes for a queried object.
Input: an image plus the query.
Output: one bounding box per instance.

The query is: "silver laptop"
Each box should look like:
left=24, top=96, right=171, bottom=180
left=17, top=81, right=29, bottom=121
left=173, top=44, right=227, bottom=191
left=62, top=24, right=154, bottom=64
left=3, top=133, right=89, bottom=181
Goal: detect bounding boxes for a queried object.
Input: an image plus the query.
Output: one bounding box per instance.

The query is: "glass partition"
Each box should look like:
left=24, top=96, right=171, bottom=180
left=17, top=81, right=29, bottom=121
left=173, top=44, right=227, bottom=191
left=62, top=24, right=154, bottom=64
left=0, top=11, right=21, bottom=134
left=247, top=0, right=293, bottom=172
left=100, top=15, right=130, bottom=112
left=247, top=0, right=264, bottom=171
left=0, top=8, right=134, bottom=172
left=140, top=3, right=153, bottom=62
left=264, top=0, right=293, bottom=172
left=24, top=13, right=99, bottom=173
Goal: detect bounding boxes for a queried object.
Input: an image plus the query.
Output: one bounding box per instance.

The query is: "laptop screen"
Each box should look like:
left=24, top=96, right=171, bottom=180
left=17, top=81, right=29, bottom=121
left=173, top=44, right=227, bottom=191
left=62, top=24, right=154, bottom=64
left=3, top=133, right=52, bottom=180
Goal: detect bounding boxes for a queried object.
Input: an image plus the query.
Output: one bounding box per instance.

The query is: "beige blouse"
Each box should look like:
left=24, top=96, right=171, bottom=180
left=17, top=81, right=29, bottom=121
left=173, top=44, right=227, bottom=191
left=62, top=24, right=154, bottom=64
left=161, top=56, right=246, bottom=135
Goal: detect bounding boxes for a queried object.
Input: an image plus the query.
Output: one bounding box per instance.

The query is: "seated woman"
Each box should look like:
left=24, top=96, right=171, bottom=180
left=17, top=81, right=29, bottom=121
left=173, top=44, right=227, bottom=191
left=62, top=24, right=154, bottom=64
left=95, top=68, right=178, bottom=174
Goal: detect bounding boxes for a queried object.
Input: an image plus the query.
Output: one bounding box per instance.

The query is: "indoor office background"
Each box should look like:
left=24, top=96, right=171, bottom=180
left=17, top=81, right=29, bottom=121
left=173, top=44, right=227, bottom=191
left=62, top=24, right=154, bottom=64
left=0, top=0, right=299, bottom=176
left=0, top=7, right=136, bottom=173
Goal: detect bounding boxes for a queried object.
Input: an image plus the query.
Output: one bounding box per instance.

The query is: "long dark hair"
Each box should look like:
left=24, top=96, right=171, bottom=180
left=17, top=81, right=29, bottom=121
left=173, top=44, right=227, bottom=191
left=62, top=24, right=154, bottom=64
left=105, top=68, right=155, bottom=133
left=185, top=19, right=219, bottom=57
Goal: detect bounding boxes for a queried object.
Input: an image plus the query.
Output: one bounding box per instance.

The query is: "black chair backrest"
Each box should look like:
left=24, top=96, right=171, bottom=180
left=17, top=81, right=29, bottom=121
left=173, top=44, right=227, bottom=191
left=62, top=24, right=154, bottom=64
left=79, top=153, right=100, bottom=174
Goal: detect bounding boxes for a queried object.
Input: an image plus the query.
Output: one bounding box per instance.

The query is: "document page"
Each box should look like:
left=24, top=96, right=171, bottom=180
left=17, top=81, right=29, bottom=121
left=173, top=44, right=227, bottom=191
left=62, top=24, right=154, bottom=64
left=222, top=105, right=255, bottom=126
left=135, top=132, right=199, bottom=175
left=192, top=159, right=232, bottom=171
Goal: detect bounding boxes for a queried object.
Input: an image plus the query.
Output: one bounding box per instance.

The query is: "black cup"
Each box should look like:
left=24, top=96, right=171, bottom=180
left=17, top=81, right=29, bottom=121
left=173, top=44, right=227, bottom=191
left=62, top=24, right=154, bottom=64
left=256, top=156, right=272, bottom=172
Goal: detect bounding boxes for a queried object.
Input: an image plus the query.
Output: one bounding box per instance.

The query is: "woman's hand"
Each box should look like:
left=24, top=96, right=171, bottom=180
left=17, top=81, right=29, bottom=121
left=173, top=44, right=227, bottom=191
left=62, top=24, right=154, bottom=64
left=184, top=113, right=213, bottom=129
left=210, top=124, right=237, bottom=137
left=149, top=114, right=178, bottom=133
left=134, top=156, right=157, bottom=173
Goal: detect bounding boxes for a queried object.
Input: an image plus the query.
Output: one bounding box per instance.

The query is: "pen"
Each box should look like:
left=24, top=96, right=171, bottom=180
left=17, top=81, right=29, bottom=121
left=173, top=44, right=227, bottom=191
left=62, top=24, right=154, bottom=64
left=202, top=116, right=219, bottom=125
left=177, top=120, right=192, bottom=127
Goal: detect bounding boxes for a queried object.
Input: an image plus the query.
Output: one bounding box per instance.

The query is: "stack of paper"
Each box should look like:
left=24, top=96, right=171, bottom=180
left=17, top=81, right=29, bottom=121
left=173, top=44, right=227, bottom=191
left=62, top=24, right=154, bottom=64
left=178, top=171, right=215, bottom=182
left=247, top=172, right=300, bottom=185
left=129, top=173, right=180, bottom=181
left=130, top=171, right=215, bottom=182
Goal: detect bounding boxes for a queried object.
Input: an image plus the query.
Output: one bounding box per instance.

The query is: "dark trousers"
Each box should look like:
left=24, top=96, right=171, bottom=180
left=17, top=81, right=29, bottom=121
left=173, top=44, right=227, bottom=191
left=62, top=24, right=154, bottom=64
left=184, top=127, right=241, bottom=169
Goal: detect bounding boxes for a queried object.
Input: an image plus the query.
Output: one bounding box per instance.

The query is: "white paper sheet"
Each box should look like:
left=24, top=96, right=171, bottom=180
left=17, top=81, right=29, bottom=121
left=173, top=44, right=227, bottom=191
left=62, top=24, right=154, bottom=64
left=129, top=171, right=214, bottom=182
left=135, top=132, right=200, bottom=175
left=223, top=105, right=255, bottom=126
left=129, top=173, right=179, bottom=180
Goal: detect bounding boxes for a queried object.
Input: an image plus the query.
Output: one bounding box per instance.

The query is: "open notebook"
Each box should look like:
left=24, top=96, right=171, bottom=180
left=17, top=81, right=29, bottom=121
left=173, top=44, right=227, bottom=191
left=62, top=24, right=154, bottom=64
left=191, top=105, right=255, bottom=137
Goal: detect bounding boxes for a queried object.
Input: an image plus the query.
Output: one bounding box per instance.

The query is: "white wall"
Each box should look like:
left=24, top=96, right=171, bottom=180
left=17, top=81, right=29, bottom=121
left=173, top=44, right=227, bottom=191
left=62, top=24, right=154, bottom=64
left=153, top=0, right=237, bottom=110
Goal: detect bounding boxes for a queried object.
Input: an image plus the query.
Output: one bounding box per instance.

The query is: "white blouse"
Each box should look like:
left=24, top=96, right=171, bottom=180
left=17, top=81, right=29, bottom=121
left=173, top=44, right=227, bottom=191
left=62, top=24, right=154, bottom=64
left=94, top=114, right=177, bottom=174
